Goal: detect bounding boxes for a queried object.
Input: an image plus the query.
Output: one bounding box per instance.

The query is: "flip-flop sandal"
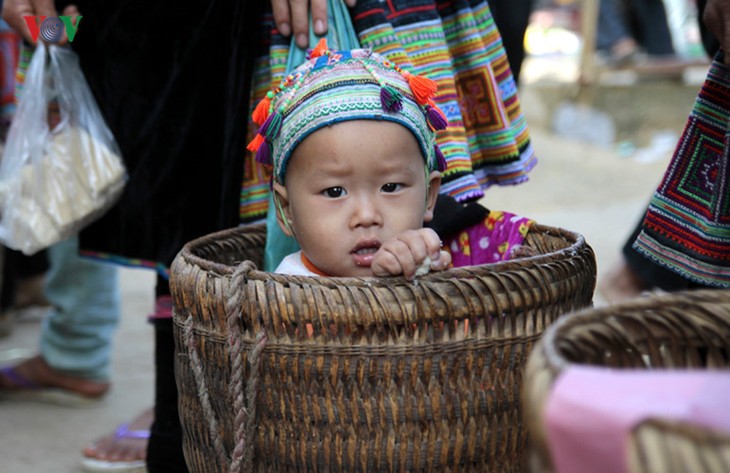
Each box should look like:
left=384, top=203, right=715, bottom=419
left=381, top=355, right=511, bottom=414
left=0, top=364, right=105, bottom=408
left=80, top=424, right=149, bottom=472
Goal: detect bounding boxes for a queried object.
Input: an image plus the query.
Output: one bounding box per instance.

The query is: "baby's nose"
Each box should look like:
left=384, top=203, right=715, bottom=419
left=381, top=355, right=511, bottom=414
left=350, top=196, right=383, bottom=228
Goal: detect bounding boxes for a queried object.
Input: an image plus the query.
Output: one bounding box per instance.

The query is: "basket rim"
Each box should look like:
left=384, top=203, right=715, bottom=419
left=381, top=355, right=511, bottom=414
left=175, top=222, right=591, bottom=288
left=635, top=417, right=730, bottom=443
left=540, top=289, right=730, bottom=372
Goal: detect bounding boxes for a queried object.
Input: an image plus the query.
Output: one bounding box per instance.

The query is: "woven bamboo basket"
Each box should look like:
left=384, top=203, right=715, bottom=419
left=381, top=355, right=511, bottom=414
left=524, top=289, right=730, bottom=473
left=170, top=222, right=596, bottom=472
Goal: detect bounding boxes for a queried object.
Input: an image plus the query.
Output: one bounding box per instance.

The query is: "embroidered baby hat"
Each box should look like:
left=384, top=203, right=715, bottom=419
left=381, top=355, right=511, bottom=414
left=247, top=39, right=448, bottom=184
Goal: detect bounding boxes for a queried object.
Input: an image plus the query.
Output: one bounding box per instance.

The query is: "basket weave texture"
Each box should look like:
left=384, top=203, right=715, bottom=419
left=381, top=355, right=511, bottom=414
left=524, top=289, right=730, bottom=473
left=170, top=222, right=596, bottom=472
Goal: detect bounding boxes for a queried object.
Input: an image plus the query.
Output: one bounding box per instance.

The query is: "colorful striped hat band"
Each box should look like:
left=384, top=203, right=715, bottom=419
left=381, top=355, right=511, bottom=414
left=247, top=39, right=448, bottom=184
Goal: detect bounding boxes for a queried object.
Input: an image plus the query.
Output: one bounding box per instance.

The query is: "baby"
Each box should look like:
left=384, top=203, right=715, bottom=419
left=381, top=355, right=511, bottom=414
left=248, top=40, right=452, bottom=279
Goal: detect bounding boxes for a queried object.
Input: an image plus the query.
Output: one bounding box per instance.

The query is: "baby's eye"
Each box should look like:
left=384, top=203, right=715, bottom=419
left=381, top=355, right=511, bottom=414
left=323, top=187, right=346, bottom=198
left=381, top=183, right=402, bottom=193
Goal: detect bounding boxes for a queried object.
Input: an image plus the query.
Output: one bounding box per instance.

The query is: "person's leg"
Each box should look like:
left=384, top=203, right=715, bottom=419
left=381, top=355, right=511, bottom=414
left=596, top=0, right=633, bottom=51
left=13, top=248, right=50, bottom=309
left=625, top=0, right=675, bottom=56
left=1, top=247, right=49, bottom=311
left=1, top=247, right=49, bottom=336
left=146, top=276, right=188, bottom=472
left=0, top=236, right=118, bottom=397
left=696, top=0, right=720, bottom=57
left=81, top=280, right=177, bottom=471
left=41, top=236, right=120, bottom=382
left=486, top=0, right=535, bottom=83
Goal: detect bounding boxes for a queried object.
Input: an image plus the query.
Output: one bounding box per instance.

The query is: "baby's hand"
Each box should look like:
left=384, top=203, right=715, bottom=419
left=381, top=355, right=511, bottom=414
left=371, top=228, right=451, bottom=279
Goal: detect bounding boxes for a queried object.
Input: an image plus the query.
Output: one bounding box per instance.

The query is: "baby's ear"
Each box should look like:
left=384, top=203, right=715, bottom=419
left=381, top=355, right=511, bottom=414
left=423, top=171, right=441, bottom=222
left=272, top=182, right=295, bottom=237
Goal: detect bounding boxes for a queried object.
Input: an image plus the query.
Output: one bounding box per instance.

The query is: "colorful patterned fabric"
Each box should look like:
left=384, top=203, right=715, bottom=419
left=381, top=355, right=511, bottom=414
left=240, top=0, right=536, bottom=223
left=13, top=42, right=32, bottom=102
left=0, top=20, right=20, bottom=122
left=634, top=53, right=730, bottom=287
left=444, top=210, right=534, bottom=266
left=249, top=45, right=446, bottom=184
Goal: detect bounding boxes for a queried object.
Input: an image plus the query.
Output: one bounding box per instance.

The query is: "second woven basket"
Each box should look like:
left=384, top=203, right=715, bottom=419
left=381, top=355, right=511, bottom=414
left=171, top=222, right=596, bottom=472
left=524, top=289, right=730, bottom=473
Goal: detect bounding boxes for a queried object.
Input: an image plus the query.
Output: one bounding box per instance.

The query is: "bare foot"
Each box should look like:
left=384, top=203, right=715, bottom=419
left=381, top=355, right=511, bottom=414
left=0, top=355, right=109, bottom=398
left=82, top=408, right=152, bottom=470
left=599, top=259, right=649, bottom=304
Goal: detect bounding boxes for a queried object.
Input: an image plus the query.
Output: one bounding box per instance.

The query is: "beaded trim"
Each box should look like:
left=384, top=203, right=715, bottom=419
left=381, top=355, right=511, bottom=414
left=247, top=39, right=448, bottom=183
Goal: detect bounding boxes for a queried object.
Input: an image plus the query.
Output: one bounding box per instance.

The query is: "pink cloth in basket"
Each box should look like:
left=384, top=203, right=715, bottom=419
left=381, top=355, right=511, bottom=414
left=544, top=366, right=730, bottom=473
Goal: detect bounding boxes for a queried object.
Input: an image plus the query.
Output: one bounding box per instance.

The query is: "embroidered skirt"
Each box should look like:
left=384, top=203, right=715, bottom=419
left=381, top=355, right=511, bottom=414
left=634, top=53, right=730, bottom=287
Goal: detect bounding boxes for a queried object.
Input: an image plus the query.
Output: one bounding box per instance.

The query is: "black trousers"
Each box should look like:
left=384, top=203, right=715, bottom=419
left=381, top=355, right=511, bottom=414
left=147, top=277, right=189, bottom=473
left=624, top=0, right=675, bottom=56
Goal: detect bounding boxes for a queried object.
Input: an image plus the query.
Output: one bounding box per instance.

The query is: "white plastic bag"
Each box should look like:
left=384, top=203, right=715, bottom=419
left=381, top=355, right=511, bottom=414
left=0, top=43, right=126, bottom=255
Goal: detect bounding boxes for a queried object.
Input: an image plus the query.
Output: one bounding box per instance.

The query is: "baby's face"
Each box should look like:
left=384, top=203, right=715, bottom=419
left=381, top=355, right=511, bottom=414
left=277, top=120, right=439, bottom=277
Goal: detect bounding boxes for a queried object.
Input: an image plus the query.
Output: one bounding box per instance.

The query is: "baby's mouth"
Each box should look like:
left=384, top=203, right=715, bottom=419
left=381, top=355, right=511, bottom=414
left=351, top=241, right=381, bottom=255
left=351, top=241, right=381, bottom=266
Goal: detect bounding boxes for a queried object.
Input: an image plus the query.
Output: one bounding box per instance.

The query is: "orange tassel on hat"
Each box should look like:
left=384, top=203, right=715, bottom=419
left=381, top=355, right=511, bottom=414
left=403, top=71, right=438, bottom=105
left=310, top=38, right=329, bottom=59
left=252, top=94, right=272, bottom=126
left=246, top=133, right=265, bottom=152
